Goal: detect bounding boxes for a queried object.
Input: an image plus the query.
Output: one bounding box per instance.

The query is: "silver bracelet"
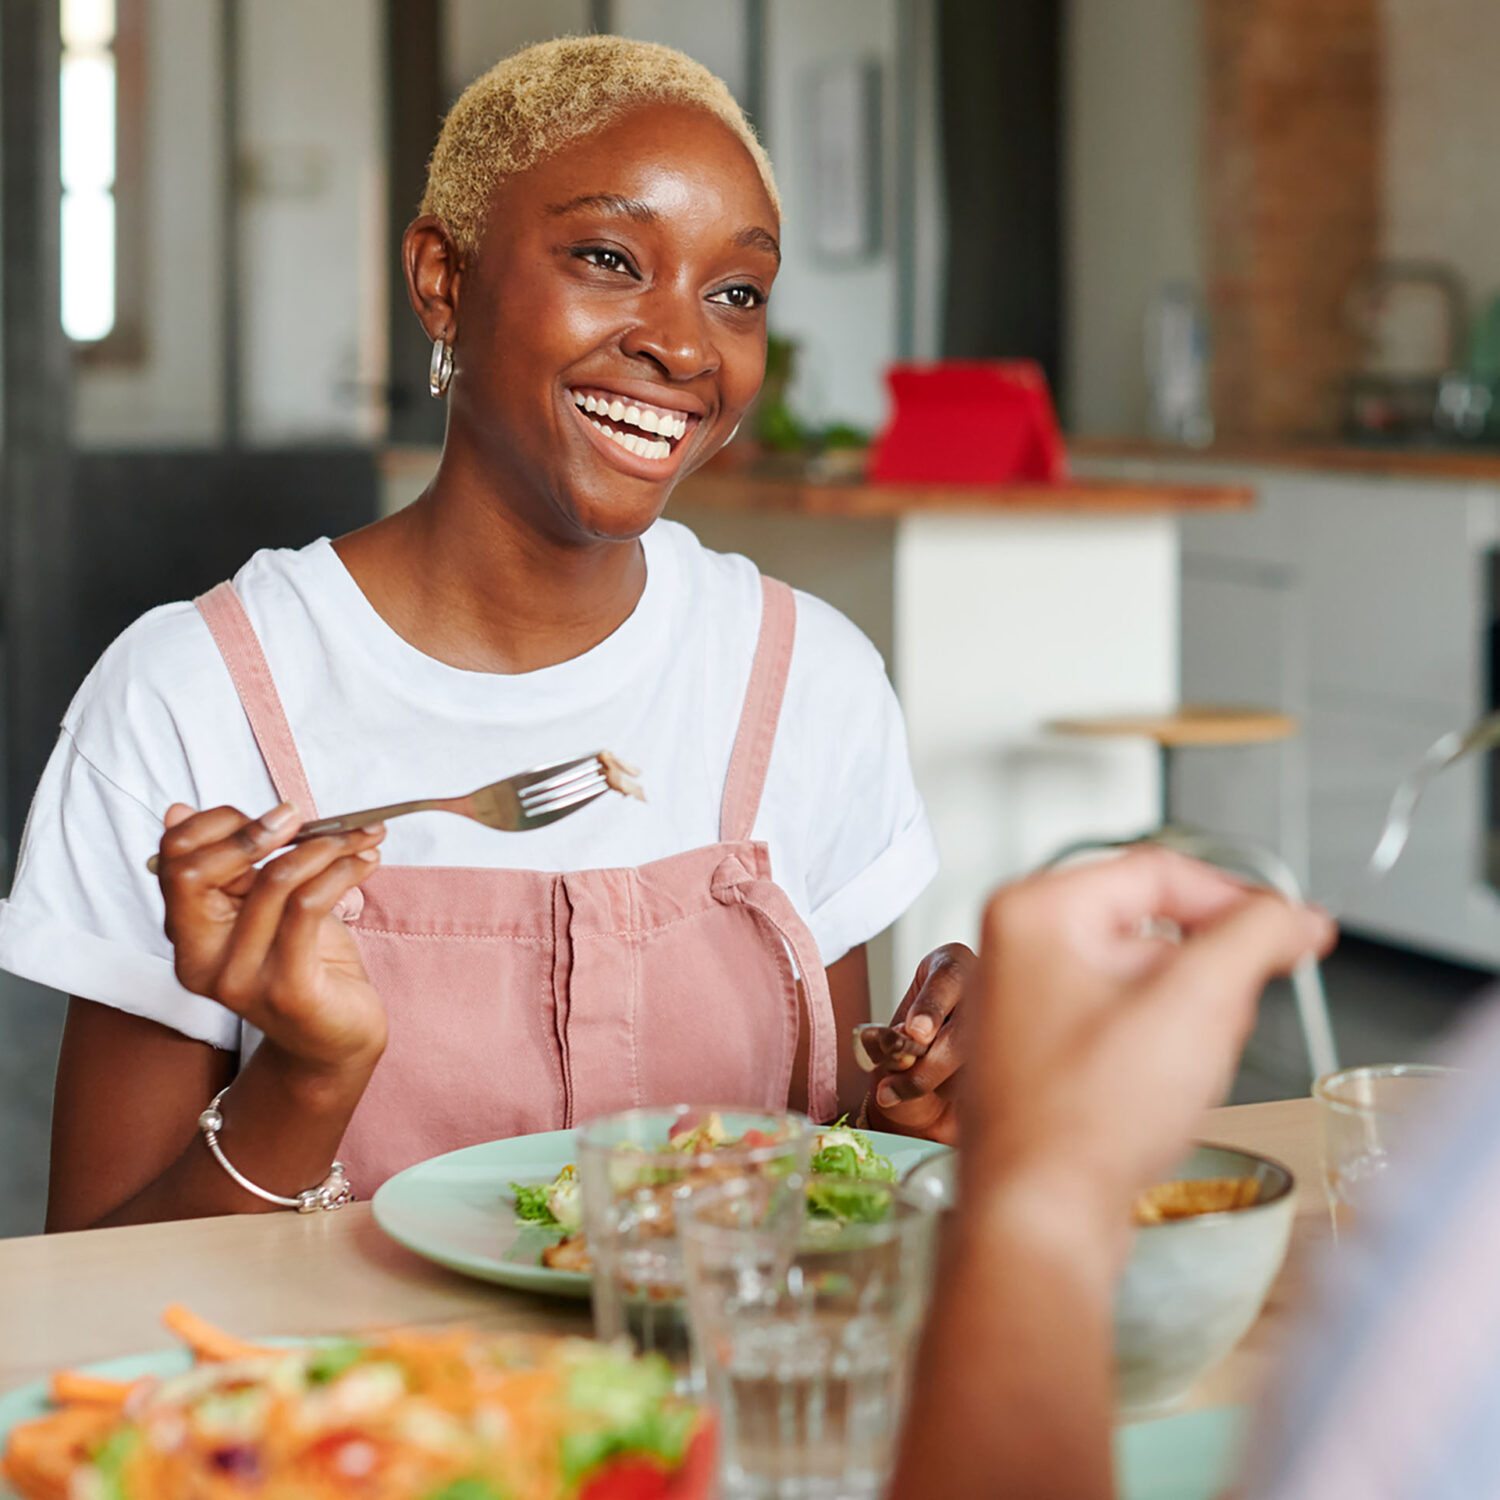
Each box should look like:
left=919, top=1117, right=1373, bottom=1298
left=198, top=1087, right=354, bottom=1213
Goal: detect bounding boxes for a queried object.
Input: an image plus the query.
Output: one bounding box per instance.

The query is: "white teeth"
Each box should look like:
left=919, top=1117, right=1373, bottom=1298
left=573, top=392, right=689, bottom=453
left=587, top=415, right=670, bottom=461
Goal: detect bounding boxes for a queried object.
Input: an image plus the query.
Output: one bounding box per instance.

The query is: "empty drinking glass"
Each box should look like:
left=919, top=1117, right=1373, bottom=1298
left=1316, top=1063, right=1455, bottom=1237
left=682, top=1175, right=938, bottom=1500
left=577, top=1106, right=812, bottom=1370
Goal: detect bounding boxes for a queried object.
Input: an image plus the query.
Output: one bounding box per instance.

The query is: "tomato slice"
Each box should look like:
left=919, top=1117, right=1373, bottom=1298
left=577, top=1421, right=717, bottom=1500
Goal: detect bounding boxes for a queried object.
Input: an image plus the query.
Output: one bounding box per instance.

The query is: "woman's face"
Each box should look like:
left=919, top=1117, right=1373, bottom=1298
left=421, top=102, right=780, bottom=545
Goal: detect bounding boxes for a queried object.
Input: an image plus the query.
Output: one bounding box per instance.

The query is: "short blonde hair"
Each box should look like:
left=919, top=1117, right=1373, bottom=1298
left=421, top=34, right=780, bottom=259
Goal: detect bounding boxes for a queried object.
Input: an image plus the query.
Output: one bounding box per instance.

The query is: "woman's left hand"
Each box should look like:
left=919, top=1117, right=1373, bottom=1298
left=864, top=942, right=974, bottom=1144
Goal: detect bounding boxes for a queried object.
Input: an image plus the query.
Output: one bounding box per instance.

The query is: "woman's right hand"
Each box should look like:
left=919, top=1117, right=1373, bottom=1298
left=156, top=801, right=389, bottom=1075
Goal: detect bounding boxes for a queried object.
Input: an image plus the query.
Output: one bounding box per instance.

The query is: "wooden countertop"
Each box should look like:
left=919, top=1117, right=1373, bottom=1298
left=379, top=447, right=1252, bottom=515
left=671, top=468, right=1252, bottom=516
left=0, top=1097, right=1322, bottom=1415
left=1074, top=434, right=1500, bottom=483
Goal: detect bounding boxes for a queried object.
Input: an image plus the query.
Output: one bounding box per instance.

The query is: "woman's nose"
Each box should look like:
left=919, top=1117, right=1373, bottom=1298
left=620, top=289, right=718, bottom=380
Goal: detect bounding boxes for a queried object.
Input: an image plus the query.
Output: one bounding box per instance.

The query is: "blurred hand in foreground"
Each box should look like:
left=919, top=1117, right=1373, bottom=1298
left=891, top=850, right=1335, bottom=1500
left=957, top=847, right=1336, bottom=1254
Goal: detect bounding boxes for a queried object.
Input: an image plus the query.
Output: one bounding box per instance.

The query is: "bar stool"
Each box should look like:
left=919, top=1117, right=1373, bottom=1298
left=1046, top=706, right=1298, bottom=825
left=1043, top=706, right=1337, bottom=1081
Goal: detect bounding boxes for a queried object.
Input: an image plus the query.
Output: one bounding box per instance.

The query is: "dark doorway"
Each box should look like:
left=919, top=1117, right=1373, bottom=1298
left=937, top=0, right=1064, bottom=408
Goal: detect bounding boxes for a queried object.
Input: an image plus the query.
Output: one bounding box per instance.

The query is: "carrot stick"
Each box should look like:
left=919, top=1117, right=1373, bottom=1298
left=46, top=1371, right=133, bottom=1408
left=160, top=1303, right=269, bottom=1363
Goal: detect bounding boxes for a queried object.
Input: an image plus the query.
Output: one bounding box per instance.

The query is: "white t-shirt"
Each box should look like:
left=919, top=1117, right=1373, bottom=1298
left=0, top=519, right=937, bottom=1050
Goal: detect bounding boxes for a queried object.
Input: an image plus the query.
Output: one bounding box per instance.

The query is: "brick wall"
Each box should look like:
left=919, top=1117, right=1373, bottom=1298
left=1204, top=0, right=1383, bottom=439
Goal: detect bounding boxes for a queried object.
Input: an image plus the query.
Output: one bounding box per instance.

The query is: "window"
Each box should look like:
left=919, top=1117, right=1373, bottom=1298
left=59, top=0, right=143, bottom=360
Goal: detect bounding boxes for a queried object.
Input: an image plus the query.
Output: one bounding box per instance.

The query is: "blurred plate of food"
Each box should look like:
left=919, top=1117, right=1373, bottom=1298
left=372, top=1116, right=948, bottom=1297
left=0, top=1306, right=715, bottom=1500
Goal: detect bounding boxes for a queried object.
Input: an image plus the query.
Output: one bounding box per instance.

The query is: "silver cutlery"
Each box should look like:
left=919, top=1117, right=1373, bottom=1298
left=147, top=751, right=636, bottom=874
left=854, top=712, right=1500, bottom=1078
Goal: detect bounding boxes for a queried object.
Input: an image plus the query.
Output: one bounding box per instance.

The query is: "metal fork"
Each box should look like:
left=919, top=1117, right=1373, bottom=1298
left=1358, top=713, right=1500, bottom=887
left=146, top=752, right=613, bottom=873
left=292, top=753, right=613, bottom=839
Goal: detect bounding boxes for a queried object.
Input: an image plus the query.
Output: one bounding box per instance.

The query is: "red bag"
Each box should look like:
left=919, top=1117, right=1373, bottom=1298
left=867, top=359, right=1068, bottom=484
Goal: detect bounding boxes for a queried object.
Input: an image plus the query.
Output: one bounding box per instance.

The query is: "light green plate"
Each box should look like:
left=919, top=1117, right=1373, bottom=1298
left=0, top=1350, right=1243, bottom=1500
left=0, top=1344, right=310, bottom=1500
left=1116, top=1405, right=1248, bottom=1500
left=371, top=1126, right=948, bottom=1298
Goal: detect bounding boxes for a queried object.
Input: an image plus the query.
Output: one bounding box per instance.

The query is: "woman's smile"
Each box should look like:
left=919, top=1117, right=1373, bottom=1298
left=565, top=383, right=703, bottom=479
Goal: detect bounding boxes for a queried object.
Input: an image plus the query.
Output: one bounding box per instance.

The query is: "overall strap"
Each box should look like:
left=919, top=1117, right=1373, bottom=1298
left=720, top=576, right=796, bottom=843
left=195, top=582, right=321, bottom=819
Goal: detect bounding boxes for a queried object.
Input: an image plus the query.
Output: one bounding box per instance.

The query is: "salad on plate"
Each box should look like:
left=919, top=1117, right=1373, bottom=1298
left=510, top=1114, right=898, bottom=1272
left=1, top=1306, right=713, bottom=1500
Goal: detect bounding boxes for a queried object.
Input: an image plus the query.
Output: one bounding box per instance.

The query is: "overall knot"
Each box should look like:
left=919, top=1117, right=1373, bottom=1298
left=711, top=848, right=773, bottom=901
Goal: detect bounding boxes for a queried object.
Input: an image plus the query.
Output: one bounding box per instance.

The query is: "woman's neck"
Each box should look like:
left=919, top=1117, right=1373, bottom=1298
left=333, top=450, right=649, bottom=675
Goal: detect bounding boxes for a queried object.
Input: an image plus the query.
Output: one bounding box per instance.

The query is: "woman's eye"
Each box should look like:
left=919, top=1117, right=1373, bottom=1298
left=710, top=285, right=765, bottom=310
left=573, top=247, right=635, bottom=275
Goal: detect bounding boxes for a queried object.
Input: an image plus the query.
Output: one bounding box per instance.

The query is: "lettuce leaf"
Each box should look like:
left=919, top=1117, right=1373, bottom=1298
left=510, top=1180, right=559, bottom=1226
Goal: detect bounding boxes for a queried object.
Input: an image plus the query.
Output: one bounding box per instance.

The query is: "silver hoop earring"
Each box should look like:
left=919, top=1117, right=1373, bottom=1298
left=428, top=337, right=453, bottom=398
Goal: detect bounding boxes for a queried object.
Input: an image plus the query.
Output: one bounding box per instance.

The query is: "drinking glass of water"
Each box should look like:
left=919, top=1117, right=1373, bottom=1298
left=681, top=1175, right=938, bottom=1500
left=577, top=1106, right=812, bottom=1371
left=1315, top=1063, right=1455, bottom=1237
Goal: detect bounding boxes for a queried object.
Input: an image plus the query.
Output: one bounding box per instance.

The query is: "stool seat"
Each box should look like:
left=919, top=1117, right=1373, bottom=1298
left=1047, top=705, right=1298, bottom=748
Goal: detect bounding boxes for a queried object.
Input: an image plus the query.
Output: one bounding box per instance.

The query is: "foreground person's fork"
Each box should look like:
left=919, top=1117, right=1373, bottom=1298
left=147, top=752, right=627, bottom=873
left=854, top=713, right=1500, bottom=1082
left=1358, top=714, right=1500, bottom=887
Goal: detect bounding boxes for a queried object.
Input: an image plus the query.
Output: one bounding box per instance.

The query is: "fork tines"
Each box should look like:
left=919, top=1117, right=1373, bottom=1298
left=518, top=755, right=607, bottom=816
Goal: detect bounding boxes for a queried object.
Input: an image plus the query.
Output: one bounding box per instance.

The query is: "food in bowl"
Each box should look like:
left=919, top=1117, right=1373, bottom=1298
left=2, top=1306, right=713, bottom=1500
left=1132, top=1175, right=1260, bottom=1224
left=901, top=1142, right=1296, bottom=1417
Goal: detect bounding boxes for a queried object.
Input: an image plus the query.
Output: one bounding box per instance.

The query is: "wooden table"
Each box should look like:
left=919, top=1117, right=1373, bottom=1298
left=0, top=1099, right=1323, bottom=1403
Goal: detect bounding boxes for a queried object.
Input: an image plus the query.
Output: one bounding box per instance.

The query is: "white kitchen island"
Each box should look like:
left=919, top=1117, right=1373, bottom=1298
left=669, top=467, right=1250, bottom=1011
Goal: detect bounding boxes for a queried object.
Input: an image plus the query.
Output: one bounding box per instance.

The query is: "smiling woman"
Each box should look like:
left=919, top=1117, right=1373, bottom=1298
left=0, top=36, right=961, bottom=1234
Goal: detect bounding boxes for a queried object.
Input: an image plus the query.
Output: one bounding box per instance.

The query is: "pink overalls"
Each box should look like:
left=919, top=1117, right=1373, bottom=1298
left=194, top=574, right=839, bottom=1190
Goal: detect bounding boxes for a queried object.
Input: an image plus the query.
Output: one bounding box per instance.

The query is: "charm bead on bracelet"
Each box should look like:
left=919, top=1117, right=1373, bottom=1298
left=198, top=1087, right=355, bottom=1213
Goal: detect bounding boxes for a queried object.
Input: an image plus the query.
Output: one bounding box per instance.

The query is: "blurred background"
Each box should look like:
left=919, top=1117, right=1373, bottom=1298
left=4, top=0, right=1500, bottom=1233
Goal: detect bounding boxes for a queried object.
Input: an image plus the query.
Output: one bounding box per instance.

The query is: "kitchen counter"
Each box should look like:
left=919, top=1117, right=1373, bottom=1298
left=670, top=467, right=1252, bottom=515
left=1073, top=434, right=1500, bottom=484
left=377, top=447, right=1252, bottom=516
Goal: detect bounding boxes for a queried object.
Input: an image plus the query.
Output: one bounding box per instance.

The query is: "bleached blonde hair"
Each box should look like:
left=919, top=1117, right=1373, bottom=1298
left=421, top=34, right=780, bottom=259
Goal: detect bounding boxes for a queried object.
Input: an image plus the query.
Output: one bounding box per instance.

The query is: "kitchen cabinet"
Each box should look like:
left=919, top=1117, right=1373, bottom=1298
left=1075, top=446, right=1500, bottom=971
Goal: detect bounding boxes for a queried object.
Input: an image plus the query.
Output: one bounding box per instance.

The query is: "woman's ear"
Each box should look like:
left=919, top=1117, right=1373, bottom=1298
left=402, top=215, right=463, bottom=342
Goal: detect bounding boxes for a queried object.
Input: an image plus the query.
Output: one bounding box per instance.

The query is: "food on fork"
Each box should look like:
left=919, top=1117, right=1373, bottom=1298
left=518, top=1114, right=898, bottom=1273
left=1, top=1306, right=714, bottom=1500
left=1132, top=1176, right=1261, bottom=1225
left=598, top=751, right=646, bottom=803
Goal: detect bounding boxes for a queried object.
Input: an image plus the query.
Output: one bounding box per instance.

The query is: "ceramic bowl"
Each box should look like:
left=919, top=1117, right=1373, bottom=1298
left=901, top=1142, right=1296, bottom=1417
